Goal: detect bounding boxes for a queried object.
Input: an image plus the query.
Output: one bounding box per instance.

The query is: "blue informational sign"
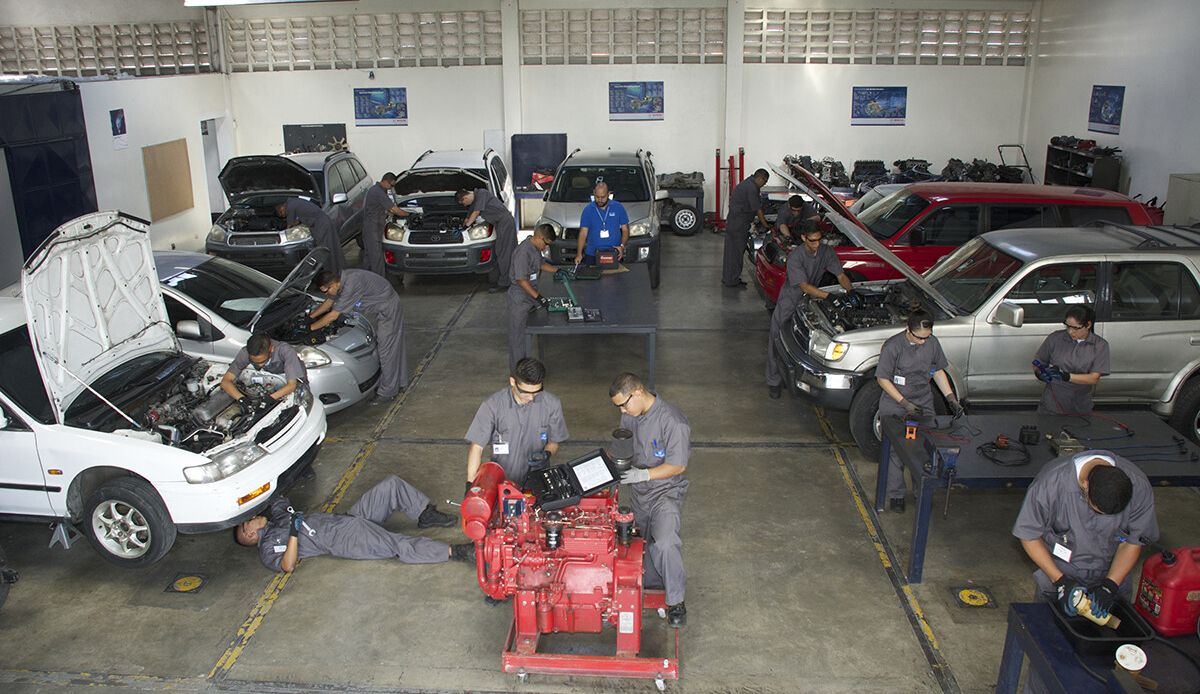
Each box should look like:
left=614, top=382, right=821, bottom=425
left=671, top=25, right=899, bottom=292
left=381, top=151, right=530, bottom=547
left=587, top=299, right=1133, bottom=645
left=353, top=87, right=408, bottom=126
left=850, top=86, right=907, bottom=126
left=608, top=81, right=664, bottom=121
left=1088, top=85, right=1124, bottom=135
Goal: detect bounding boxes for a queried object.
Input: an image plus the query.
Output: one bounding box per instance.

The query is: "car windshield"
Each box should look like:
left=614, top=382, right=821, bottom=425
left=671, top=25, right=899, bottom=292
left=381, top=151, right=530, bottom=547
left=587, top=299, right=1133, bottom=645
left=925, top=238, right=1024, bottom=313
left=857, top=191, right=931, bottom=240
left=162, top=256, right=298, bottom=329
left=549, top=166, right=649, bottom=203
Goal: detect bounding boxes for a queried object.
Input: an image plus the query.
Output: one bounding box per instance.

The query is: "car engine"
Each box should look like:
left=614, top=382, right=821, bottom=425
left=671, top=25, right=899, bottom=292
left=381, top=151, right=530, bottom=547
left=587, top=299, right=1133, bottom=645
left=221, top=205, right=288, bottom=233
left=812, top=286, right=911, bottom=333
left=270, top=312, right=349, bottom=346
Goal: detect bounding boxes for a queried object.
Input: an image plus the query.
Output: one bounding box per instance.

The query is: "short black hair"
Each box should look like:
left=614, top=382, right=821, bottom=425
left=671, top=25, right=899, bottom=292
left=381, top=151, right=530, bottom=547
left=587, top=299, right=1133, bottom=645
left=381, top=172, right=397, bottom=183
left=533, top=223, right=557, bottom=242
left=247, top=333, right=272, bottom=357
left=754, top=168, right=770, bottom=180
left=609, top=372, right=645, bottom=398
left=513, top=357, right=545, bottom=386
left=1088, top=465, right=1133, bottom=514
left=1065, top=305, right=1095, bottom=329
left=314, top=269, right=340, bottom=290
left=906, top=309, right=934, bottom=332
left=455, top=188, right=473, bottom=203
left=788, top=195, right=805, bottom=209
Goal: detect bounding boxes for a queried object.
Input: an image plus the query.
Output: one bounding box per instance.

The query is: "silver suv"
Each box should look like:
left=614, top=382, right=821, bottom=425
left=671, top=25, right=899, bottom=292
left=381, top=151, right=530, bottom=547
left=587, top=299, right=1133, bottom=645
left=537, top=149, right=667, bottom=288
left=771, top=166, right=1200, bottom=457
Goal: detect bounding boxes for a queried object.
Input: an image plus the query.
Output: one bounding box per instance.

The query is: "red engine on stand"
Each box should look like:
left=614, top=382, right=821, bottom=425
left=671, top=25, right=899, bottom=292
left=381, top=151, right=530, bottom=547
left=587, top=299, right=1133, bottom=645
left=461, top=461, right=680, bottom=687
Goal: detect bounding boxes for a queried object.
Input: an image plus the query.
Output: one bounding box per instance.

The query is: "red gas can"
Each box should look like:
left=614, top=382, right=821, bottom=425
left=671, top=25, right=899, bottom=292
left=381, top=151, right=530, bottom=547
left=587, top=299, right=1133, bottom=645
left=1134, top=547, right=1200, bottom=637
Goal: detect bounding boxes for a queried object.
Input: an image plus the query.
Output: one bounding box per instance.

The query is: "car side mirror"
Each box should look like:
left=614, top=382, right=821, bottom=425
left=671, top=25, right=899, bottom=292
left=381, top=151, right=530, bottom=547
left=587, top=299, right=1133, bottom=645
left=176, top=320, right=203, bottom=340
left=654, top=189, right=670, bottom=201
left=331, top=192, right=349, bottom=204
left=907, top=226, right=925, bottom=246
left=991, top=301, right=1024, bottom=328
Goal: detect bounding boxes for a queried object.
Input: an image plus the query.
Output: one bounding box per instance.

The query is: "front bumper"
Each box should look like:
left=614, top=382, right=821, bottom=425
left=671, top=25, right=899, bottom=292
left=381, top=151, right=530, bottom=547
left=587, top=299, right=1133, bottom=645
left=547, top=235, right=655, bottom=264
left=206, top=238, right=314, bottom=278
left=382, top=239, right=495, bottom=274
left=775, top=316, right=863, bottom=410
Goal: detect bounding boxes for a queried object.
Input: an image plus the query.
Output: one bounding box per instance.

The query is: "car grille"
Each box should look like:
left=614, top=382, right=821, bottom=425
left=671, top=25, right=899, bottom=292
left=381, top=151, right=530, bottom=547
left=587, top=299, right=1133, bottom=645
left=358, top=368, right=382, bottom=393
left=407, top=231, right=463, bottom=245
left=228, top=233, right=282, bottom=247
left=404, top=250, right=472, bottom=269
left=562, top=227, right=581, bottom=240
left=791, top=317, right=811, bottom=351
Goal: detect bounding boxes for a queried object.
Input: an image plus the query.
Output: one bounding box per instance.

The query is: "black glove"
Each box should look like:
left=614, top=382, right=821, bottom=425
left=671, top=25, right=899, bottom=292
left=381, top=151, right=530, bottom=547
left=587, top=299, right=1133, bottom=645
left=554, top=268, right=572, bottom=281
left=464, top=480, right=474, bottom=497
left=239, top=395, right=254, bottom=411
left=946, top=394, right=965, bottom=418
left=536, top=295, right=550, bottom=310
left=1046, top=365, right=1070, bottom=382
left=1035, top=367, right=1053, bottom=383
left=289, top=511, right=305, bottom=538
left=1053, top=575, right=1082, bottom=616
left=1088, top=578, right=1120, bottom=618
left=901, top=399, right=923, bottom=418
left=845, top=290, right=863, bottom=309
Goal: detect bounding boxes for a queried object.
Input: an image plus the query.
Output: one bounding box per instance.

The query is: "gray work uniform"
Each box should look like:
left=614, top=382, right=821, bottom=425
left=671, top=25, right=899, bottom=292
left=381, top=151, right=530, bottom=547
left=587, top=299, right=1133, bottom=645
left=1035, top=330, right=1111, bottom=415
left=225, top=342, right=307, bottom=385
left=332, top=269, right=407, bottom=397
left=722, top=177, right=762, bottom=286
left=877, top=330, right=949, bottom=499
left=255, top=476, right=448, bottom=571
left=361, top=183, right=394, bottom=277
left=774, top=203, right=814, bottom=235
left=469, top=188, right=517, bottom=289
left=1012, top=453, right=1158, bottom=600
left=505, top=238, right=544, bottom=372
left=621, top=397, right=690, bottom=606
left=286, top=198, right=344, bottom=274
left=767, top=244, right=843, bottom=387
left=465, top=386, right=569, bottom=485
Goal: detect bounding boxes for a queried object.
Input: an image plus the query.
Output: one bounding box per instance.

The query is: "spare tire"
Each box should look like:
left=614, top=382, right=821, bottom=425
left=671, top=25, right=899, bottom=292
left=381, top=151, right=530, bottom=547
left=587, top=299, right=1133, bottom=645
left=670, top=204, right=700, bottom=236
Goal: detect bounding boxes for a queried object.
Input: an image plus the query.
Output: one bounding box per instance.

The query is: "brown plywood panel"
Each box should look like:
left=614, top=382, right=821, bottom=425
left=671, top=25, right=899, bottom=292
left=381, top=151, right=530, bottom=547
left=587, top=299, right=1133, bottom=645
left=142, top=138, right=194, bottom=221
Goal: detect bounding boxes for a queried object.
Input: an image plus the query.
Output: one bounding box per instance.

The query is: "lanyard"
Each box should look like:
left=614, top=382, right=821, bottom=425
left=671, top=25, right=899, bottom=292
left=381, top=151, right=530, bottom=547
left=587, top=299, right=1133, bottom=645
left=592, top=201, right=614, bottom=230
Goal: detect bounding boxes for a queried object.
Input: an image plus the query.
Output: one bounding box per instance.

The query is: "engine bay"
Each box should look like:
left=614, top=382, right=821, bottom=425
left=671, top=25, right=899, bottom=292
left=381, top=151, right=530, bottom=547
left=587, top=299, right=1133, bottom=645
left=270, top=311, right=349, bottom=346
left=220, top=204, right=289, bottom=233
left=811, top=283, right=920, bottom=333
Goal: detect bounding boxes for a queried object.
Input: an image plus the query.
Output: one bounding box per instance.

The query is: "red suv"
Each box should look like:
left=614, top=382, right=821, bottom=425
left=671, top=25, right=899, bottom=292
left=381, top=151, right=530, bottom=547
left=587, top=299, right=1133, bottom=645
left=754, top=163, right=1154, bottom=304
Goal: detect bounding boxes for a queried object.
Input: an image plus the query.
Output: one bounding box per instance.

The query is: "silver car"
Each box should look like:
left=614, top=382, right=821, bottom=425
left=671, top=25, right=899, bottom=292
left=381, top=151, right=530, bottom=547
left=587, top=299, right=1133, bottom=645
left=155, top=251, right=380, bottom=414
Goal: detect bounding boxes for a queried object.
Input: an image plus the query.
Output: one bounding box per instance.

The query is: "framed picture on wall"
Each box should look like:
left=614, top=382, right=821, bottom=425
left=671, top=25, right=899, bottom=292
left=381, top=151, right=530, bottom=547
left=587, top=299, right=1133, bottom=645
left=609, top=82, right=664, bottom=121
left=283, top=124, right=348, bottom=153
left=850, top=86, right=907, bottom=126
left=1088, top=85, right=1124, bottom=135
left=354, top=87, right=408, bottom=126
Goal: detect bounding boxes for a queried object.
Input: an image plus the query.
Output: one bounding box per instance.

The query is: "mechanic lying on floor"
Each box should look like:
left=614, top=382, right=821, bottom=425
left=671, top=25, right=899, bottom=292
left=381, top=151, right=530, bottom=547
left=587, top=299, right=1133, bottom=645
left=235, top=475, right=475, bottom=572
left=220, top=333, right=306, bottom=406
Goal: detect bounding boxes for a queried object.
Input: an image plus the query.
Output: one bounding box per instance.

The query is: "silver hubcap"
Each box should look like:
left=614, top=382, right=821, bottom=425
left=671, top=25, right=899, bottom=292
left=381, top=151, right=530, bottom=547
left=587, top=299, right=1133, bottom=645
left=92, top=500, right=151, bottom=559
left=675, top=209, right=696, bottom=229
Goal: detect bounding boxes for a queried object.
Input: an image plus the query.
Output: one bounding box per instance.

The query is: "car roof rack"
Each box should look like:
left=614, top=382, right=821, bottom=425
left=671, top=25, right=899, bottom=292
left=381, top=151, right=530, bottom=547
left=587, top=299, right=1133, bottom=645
left=1088, top=221, right=1200, bottom=249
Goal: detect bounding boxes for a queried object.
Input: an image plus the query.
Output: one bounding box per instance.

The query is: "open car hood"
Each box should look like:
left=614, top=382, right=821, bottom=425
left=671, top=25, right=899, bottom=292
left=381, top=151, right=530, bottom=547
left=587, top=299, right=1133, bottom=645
left=769, top=161, right=957, bottom=316
left=21, top=211, right=178, bottom=421
left=248, top=247, right=329, bottom=333
left=393, top=168, right=488, bottom=197
left=220, top=155, right=320, bottom=201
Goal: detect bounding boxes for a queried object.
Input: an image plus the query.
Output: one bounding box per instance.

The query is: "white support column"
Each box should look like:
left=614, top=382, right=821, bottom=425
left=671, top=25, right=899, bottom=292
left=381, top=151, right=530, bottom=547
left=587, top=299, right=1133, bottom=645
left=500, top=0, right=522, bottom=163
left=723, top=0, right=744, bottom=159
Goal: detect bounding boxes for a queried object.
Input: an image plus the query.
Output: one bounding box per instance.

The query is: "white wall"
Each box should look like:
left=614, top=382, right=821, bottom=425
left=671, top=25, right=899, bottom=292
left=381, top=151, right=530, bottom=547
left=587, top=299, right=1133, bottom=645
left=227, top=67, right=505, bottom=180
left=78, top=74, right=229, bottom=251
left=1024, top=0, right=1200, bottom=200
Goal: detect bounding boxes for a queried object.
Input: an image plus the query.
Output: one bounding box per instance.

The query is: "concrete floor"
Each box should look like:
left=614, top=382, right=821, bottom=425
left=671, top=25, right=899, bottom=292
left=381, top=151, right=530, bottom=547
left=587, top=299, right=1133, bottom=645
left=2, top=230, right=1199, bottom=694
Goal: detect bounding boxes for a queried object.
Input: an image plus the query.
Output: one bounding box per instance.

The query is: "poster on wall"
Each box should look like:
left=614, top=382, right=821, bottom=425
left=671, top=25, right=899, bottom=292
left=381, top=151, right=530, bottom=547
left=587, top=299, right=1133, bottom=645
left=354, top=87, right=408, bottom=126
left=608, top=81, right=664, bottom=121
left=1088, top=85, right=1125, bottom=135
left=850, top=86, right=907, bottom=126
left=283, top=124, right=348, bottom=153
left=110, top=108, right=127, bottom=150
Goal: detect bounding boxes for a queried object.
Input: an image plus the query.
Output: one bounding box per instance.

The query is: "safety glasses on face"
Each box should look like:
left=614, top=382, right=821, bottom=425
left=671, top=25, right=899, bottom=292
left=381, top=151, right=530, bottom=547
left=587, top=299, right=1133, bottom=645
left=907, top=329, right=930, bottom=344
left=1063, top=322, right=1088, bottom=332
left=512, top=384, right=542, bottom=401
left=614, top=392, right=634, bottom=409
left=802, top=235, right=822, bottom=245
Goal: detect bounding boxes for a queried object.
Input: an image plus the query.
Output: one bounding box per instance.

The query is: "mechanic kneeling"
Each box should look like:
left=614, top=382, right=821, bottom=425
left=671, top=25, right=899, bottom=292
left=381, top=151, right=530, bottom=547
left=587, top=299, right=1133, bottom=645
left=220, top=332, right=306, bottom=409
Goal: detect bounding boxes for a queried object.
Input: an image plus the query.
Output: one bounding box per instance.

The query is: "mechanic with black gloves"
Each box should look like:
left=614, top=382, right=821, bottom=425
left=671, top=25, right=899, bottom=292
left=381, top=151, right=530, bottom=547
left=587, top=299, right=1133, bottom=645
left=721, top=168, right=770, bottom=288
left=773, top=194, right=819, bottom=240
left=457, top=187, right=518, bottom=293
left=1032, top=305, right=1110, bottom=415
left=235, top=475, right=475, bottom=573
left=220, top=332, right=306, bottom=408
left=506, top=223, right=559, bottom=373
left=465, top=357, right=569, bottom=490
left=765, top=226, right=856, bottom=399
left=610, top=372, right=691, bottom=629
left=1013, top=450, right=1158, bottom=620
left=275, top=197, right=345, bottom=274
left=876, top=309, right=963, bottom=512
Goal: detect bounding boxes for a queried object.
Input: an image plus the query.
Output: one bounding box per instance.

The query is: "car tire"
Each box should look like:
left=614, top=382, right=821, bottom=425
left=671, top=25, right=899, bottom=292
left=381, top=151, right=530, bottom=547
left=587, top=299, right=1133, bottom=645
left=1168, top=376, right=1200, bottom=443
left=0, top=544, right=12, bottom=611
left=670, top=205, right=700, bottom=236
left=648, top=238, right=661, bottom=289
left=849, top=379, right=883, bottom=460
left=83, top=477, right=177, bottom=568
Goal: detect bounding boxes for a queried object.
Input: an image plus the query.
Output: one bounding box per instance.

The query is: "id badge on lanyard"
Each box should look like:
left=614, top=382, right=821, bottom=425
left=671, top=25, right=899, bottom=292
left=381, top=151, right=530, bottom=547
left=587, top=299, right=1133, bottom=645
left=597, top=203, right=613, bottom=240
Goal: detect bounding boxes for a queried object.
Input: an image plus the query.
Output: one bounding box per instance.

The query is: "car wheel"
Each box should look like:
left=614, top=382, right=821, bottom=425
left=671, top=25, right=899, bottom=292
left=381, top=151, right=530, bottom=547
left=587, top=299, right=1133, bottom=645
left=84, top=478, right=176, bottom=568
left=849, top=380, right=883, bottom=460
left=0, top=545, right=13, bottom=611
left=1168, top=377, right=1200, bottom=443
left=670, top=205, right=700, bottom=236
left=648, top=239, right=661, bottom=288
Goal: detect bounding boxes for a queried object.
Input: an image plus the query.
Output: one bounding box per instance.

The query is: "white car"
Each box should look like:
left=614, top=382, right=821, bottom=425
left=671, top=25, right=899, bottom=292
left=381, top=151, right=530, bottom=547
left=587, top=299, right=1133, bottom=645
left=0, top=211, right=327, bottom=568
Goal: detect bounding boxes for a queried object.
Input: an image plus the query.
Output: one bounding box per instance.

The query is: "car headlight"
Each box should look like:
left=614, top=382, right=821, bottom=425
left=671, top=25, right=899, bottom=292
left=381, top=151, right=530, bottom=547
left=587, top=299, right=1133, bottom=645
left=628, top=219, right=651, bottom=237
left=185, top=443, right=268, bottom=484
left=811, top=332, right=849, bottom=362
left=284, top=225, right=312, bottom=242
left=298, top=345, right=331, bottom=368
left=385, top=223, right=405, bottom=242
left=467, top=223, right=492, bottom=241
left=208, top=224, right=226, bottom=242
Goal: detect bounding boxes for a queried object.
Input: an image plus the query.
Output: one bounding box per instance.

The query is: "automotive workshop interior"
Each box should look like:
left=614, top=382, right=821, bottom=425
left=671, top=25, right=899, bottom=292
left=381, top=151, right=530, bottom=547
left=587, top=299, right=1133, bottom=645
left=2, top=0, right=1200, bottom=692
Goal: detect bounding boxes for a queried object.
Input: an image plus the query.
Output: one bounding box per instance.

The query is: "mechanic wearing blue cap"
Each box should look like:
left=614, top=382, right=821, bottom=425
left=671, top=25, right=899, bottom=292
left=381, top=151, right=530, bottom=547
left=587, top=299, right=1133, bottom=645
left=1012, top=450, right=1159, bottom=619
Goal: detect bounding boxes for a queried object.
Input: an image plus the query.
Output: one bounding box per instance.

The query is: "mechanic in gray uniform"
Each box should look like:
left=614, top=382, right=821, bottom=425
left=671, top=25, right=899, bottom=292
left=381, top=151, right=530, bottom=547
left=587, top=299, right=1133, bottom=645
left=610, top=372, right=690, bottom=628
left=465, top=357, right=569, bottom=489
left=235, top=475, right=475, bottom=572
left=506, top=224, right=559, bottom=372
left=773, top=194, right=817, bottom=240
left=1013, top=450, right=1158, bottom=618
left=220, top=333, right=306, bottom=406
left=1033, top=305, right=1110, bottom=415
left=276, top=197, right=344, bottom=273
left=310, top=269, right=407, bottom=405
left=362, top=172, right=409, bottom=278
left=876, top=309, right=963, bottom=512
left=721, top=168, right=770, bottom=288
left=457, top=187, right=517, bottom=293
left=766, top=226, right=855, bottom=399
